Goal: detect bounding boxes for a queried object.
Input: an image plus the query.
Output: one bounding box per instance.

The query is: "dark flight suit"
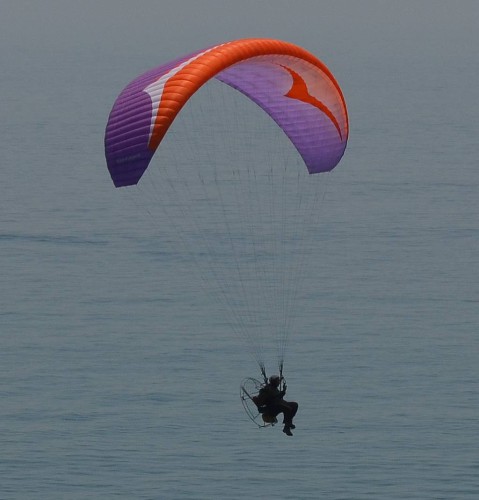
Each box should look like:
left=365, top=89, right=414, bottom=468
left=256, top=383, right=298, bottom=427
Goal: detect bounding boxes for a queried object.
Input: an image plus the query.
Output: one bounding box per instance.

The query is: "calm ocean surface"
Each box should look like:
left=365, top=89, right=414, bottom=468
left=2, top=4, right=478, bottom=499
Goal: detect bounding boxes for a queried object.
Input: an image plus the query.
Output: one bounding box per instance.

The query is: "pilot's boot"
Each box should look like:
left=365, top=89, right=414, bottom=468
left=283, top=425, right=293, bottom=436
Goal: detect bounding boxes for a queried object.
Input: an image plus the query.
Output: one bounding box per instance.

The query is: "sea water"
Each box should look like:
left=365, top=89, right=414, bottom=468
left=1, top=9, right=478, bottom=500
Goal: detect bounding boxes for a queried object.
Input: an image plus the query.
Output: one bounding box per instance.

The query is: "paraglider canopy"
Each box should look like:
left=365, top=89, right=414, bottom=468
left=105, top=38, right=348, bottom=187
left=104, top=38, right=349, bottom=384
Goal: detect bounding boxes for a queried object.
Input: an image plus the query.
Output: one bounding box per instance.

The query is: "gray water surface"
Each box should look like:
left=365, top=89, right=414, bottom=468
left=2, top=2, right=478, bottom=499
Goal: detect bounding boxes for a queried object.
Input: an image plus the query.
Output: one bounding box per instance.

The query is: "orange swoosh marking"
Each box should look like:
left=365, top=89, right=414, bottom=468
left=281, top=65, right=343, bottom=140
left=146, top=39, right=348, bottom=152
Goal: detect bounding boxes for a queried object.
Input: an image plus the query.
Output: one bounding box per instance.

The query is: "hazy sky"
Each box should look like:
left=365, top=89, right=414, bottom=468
left=3, top=0, right=478, bottom=137
left=3, top=0, right=478, bottom=64
left=2, top=0, right=478, bottom=214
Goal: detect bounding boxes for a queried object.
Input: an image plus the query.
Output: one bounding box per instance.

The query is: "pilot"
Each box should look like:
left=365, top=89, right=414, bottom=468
left=255, top=375, right=298, bottom=436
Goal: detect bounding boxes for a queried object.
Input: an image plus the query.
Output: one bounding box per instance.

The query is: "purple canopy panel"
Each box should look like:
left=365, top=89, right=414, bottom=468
left=216, top=56, right=347, bottom=173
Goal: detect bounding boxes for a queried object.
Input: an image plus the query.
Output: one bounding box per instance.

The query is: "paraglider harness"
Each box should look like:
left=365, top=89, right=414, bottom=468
left=240, top=365, right=286, bottom=427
